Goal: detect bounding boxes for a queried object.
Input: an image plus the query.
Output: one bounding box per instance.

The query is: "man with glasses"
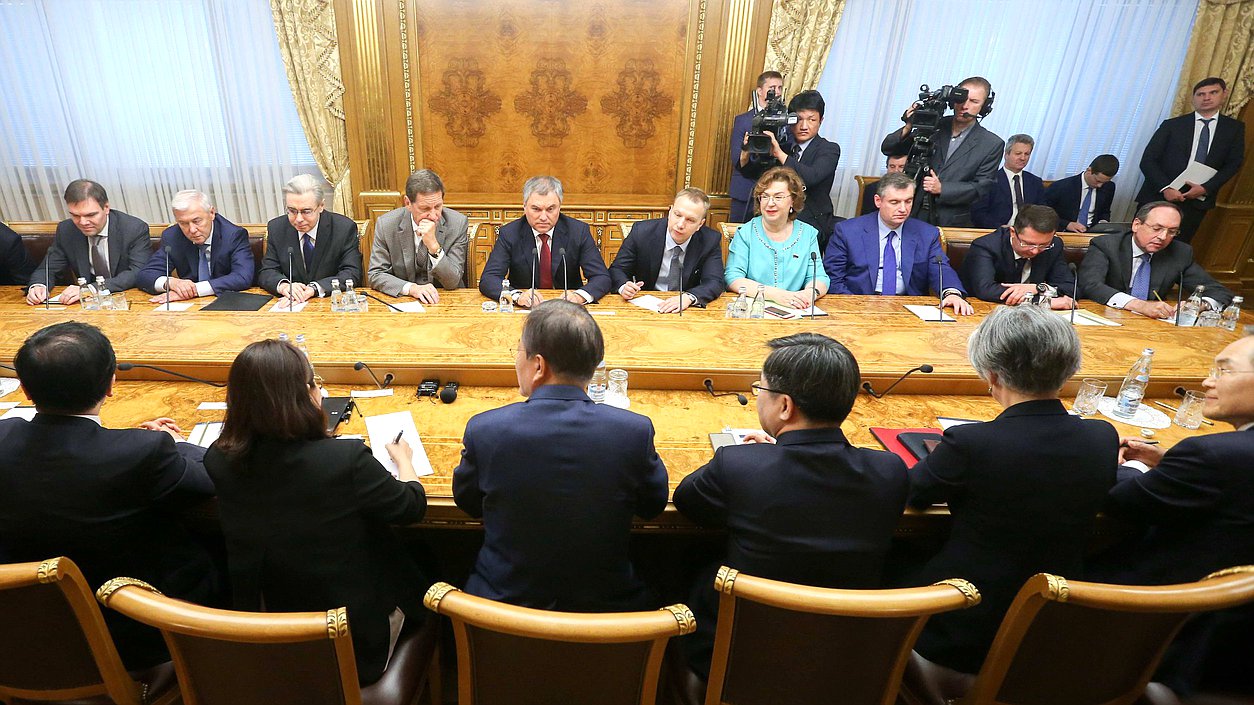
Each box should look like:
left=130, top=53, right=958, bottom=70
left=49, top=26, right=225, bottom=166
left=137, top=190, right=255, bottom=301
left=1095, top=333, right=1254, bottom=696
left=673, top=333, right=908, bottom=679
left=259, top=174, right=362, bottom=302
left=1077, top=201, right=1231, bottom=319
left=961, top=204, right=1075, bottom=309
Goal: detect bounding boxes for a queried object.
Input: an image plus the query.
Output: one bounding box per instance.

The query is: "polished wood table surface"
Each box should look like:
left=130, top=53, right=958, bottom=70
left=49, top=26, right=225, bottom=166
left=0, top=288, right=1241, bottom=395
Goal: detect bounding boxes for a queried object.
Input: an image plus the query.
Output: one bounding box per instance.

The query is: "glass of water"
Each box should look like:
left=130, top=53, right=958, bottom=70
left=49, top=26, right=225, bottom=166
left=110, top=292, right=129, bottom=310
left=1073, top=378, right=1107, bottom=416
left=606, top=368, right=630, bottom=408
left=1174, top=390, right=1206, bottom=430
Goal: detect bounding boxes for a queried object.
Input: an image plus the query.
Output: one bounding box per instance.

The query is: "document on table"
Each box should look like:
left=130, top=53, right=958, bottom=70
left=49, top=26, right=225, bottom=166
left=1166, top=162, right=1217, bottom=199
left=197, top=401, right=228, bottom=410
left=627, top=295, right=664, bottom=313
left=904, top=304, right=955, bottom=322
left=766, top=302, right=828, bottom=319
left=0, top=378, right=19, bottom=398
left=387, top=301, right=426, bottom=313
left=187, top=422, right=224, bottom=447
left=351, top=388, right=394, bottom=398
left=269, top=298, right=308, bottom=313
left=363, top=411, right=434, bottom=477
left=152, top=302, right=195, bottom=312
left=1055, top=309, right=1121, bottom=326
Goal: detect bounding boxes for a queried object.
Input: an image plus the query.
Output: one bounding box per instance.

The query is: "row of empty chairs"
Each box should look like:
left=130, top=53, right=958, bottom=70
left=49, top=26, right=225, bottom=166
left=2, top=557, right=1250, bottom=705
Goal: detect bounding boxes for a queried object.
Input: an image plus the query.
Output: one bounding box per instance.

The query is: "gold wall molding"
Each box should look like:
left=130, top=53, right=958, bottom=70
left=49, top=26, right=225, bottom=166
left=399, top=0, right=416, bottom=173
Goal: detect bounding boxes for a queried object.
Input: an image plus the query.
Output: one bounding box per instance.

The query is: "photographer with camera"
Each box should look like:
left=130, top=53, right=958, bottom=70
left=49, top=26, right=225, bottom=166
left=882, top=76, right=1003, bottom=227
left=728, top=71, right=785, bottom=223
left=737, top=89, right=841, bottom=249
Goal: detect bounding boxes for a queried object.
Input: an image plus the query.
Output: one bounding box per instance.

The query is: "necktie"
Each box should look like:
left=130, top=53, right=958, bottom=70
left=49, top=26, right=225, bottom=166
left=1195, top=118, right=1213, bottom=163
left=91, top=236, right=109, bottom=279
left=665, top=245, right=683, bottom=292
left=301, top=234, right=315, bottom=273
left=198, top=244, right=211, bottom=282
left=1012, top=173, right=1024, bottom=209
left=1015, top=257, right=1029, bottom=283
left=1130, top=253, right=1152, bottom=300
left=537, top=233, right=553, bottom=289
left=881, top=232, right=898, bottom=296
left=1077, top=187, right=1093, bottom=227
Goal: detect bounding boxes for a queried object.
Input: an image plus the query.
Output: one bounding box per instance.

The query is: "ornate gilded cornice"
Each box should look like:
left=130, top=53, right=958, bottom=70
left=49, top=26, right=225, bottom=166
left=398, top=0, right=416, bottom=172
left=683, top=0, right=708, bottom=188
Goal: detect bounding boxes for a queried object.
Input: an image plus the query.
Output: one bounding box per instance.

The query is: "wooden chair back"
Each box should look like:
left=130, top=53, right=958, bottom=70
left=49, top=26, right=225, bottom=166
left=470, top=222, right=501, bottom=289
left=423, top=582, right=695, bottom=705
left=704, top=567, right=980, bottom=705
left=939, top=228, right=1095, bottom=273
left=97, top=578, right=362, bottom=705
left=959, top=567, right=1254, bottom=705
left=0, top=557, right=145, bottom=704
left=856, top=175, right=881, bottom=216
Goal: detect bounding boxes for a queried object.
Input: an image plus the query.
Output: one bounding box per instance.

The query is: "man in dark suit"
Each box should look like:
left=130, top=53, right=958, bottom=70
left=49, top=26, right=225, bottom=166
left=824, top=172, right=973, bottom=315
left=259, top=174, right=362, bottom=301
left=859, top=152, right=908, bottom=216
left=736, top=90, right=840, bottom=247
left=674, top=332, right=909, bottom=678
left=136, top=189, right=254, bottom=301
left=0, top=221, right=34, bottom=286
left=882, top=77, right=1004, bottom=227
left=25, top=179, right=151, bottom=306
left=1098, top=334, right=1254, bottom=696
left=1077, top=201, right=1232, bottom=319
left=368, top=169, right=469, bottom=301
left=1137, top=77, right=1246, bottom=243
left=453, top=300, right=668, bottom=611
left=961, top=204, right=1075, bottom=308
left=478, top=175, right=611, bottom=306
left=609, top=187, right=725, bottom=312
left=1043, top=154, right=1119, bottom=233
left=728, top=70, right=784, bottom=223
left=0, top=322, right=219, bottom=669
left=970, top=134, right=1046, bottom=229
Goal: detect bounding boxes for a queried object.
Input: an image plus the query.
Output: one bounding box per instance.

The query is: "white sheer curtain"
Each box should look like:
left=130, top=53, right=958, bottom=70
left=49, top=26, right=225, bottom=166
left=814, top=0, right=1199, bottom=222
left=0, top=0, right=321, bottom=224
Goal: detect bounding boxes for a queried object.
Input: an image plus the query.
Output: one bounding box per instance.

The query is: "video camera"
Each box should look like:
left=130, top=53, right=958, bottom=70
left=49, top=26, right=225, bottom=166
left=902, top=84, right=968, bottom=180
left=745, top=89, right=797, bottom=165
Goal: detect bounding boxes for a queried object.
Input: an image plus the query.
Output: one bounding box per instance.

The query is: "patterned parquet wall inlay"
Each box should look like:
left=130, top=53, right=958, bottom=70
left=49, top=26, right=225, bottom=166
left=412, top=0, right=690, bottom=197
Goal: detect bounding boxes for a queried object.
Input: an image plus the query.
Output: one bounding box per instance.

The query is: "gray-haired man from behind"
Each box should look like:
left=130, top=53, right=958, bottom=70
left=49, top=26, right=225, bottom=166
left=368, top=169, right=469, bottom=303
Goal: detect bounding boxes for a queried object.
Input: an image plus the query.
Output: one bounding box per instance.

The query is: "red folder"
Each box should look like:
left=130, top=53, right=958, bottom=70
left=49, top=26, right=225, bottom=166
left=870, top=427, right=942, bottom=466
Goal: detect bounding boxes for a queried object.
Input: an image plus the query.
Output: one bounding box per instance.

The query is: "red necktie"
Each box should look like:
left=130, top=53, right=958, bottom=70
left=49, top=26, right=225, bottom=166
left=538, top=233, right=553, bottom=289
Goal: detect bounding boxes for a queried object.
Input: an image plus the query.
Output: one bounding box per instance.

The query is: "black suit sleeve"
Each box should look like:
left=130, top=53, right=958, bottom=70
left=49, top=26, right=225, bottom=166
left=105, top=226, right=153, bottom=293
left=1094, top=182, right=1115, bottom=224
left=968, top=186, right=998, bottom=229
left=907, top=431, right=969, bottom=508
left=453, top=417, right=486, bottom=517
left=148, top=434, right=215, bottom=509
left=258, top=226, right=289, bottom=295
left=1204, top=119, right=1246, bottom=195
left=961, top=238, right=1007, bottom=302
left=1043, top=180, right=1074, bottom=230
left=784, top=141, right=840, bottom=198
left=314, top=220, right=362, bottom=295
left=1041, top=249, right=1076, bottom=293
left=348, top=443, right=426, bottom=524
left=1076, top=239, right=1122, bottom=304
left=672, top=452, right=728, bottom=527
left=1104, top=438, right=1223, bottom=523
left=1180, top=259, right=1233, bottom=307
left=29, top=231, right=74, bottom=290
left=0, top=225, right=33, bottom=285
left=607, top=232, right=641, bottom=294
left=1138, top=120, right=1174, bottom=194
left=478, top=230, right=513, bottom=300
left=689, top=235, right=727, bottom=305
left=574, top=231, right=611, bottom=302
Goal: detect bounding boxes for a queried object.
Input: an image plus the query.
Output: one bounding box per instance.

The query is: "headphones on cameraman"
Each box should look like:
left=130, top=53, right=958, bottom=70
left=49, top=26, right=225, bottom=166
left=978, top=89, right=996, bottom=118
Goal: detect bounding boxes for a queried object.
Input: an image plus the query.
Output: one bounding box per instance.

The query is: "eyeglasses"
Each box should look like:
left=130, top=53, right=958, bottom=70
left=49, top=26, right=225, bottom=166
left=758, top=193, right=792, bottom=204
left=1011, top=233, right=1054, bottom=252
left=1143, top=223, right=1181, bottom=238
left=286, top=207, right=319, bottom=217
left=1209, top=366, right=1254, bottom=379
left=750, top=382, right=786, bottom=397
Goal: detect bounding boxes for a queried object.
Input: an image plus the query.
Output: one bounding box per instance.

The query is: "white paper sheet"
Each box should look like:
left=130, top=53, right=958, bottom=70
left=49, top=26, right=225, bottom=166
left=0, top=401, right=20, bottom=410
left=627, top=295, right=664, bottom=313
left=350, top=388, right=395, bottom=398
left=1055, top=309, right=1121, bottom=326
left=937, top=417, right=981, bottom=430
left=387, top=301, right=426, bottom=313
left=1166, top=162, right=1218, bottom=196
left=0, top=406, right=37, bottom=421
left=269, top=298, right=308, bottom=313
left=0, top=378, right=19, bottom=397
left=152, top=302, right=195, bottom=312
left=363, top=411, right=434, bottom=477
left=197, top=401, right=228, bottom=410
left=187, top=422, right=224, bottom=447
left=765, top=302, right=828, bottom=319
left=904, top=304, right=955, bottom=322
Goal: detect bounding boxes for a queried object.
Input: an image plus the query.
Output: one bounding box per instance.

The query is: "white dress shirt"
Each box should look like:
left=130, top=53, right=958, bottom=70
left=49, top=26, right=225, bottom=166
left=156, top=228, right=216, bottom=298
left=654, top=232, right=690, bottom=293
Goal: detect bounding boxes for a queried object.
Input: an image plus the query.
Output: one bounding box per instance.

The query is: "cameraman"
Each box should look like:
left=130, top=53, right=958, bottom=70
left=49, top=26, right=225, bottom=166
left=728, top=71, right=784, bottom=223
left=882, top=76, right=1003, bottom=227
left=737, top=90, right=841, bottom=248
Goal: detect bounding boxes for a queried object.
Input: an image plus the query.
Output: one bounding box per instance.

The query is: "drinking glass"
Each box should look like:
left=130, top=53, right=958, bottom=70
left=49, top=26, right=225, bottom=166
left=1073, top=378, right=1107, bottom=416
left=1174, top=390, right=1205, bottom=430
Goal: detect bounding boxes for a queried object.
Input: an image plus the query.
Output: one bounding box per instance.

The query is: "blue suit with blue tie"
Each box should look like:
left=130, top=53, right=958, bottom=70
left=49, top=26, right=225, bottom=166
left=823, top=213, right=965, bottom=296
left=137, top=214, right=255, bottom=294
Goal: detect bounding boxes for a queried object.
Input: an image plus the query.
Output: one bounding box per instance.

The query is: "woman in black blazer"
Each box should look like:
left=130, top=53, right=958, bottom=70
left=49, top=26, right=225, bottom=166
left=907, top=305, right=1119, bottom=674
left=205, top=339, right=427, bottom=685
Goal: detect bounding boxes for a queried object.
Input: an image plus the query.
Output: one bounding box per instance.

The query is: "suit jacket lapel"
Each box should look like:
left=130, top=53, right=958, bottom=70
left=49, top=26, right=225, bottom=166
left=398, top=215, right=417, bottom=282
left=900, top=221, right=920, bottom=287
left=308, top=211, right=332, bottom=277
left=859, top=218, right=879, bottom=292
left=1116, top=233, right=1136, bottom=291
left=551, top=217, right=567, bottom=280
left=106, top=212, right=123, bottom=275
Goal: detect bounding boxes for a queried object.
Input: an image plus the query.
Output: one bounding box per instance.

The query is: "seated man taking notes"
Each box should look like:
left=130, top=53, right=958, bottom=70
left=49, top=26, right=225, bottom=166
left=824, top=171, right=973, bottom=315
left=137, top=190, right=254, bottom=301
left=960, top=204, right=1075, bottom=309
left=259, top=174, right=362, bottom=302
left=609, top=187, right=725, bottom=312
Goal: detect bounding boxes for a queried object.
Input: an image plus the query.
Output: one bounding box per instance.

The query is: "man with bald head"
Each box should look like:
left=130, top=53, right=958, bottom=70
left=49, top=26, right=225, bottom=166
left=137, top=190, right=254, bottom=301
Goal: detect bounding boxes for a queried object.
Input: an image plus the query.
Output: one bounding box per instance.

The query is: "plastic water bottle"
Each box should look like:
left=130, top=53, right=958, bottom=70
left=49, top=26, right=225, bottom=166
left=78, top=277, right=97, bottom=310
left=729, top=286, right=749, bottom=319
left=1220, top=296, right=1243, bottom=332
left=499, top=278, right=514, bottom=313
left=278, top=333, right=290, bottom=343
left=96, top=276, right=113, bottom=310
left=588, top=360, right=608, bottom=403
left=1114, top=348, right=1154, bottom=418
left=330, top=279, right=342, bottom=312
left=1177, top=285, right=1204, bottom=327
left=750, top=287, right=766, bottom=318
left=342, top=279, right=359, bottom=312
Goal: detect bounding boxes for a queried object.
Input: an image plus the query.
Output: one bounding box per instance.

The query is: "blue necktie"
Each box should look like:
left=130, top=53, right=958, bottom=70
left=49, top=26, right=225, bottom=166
left=1130, top=253, right=1152, bottom=300
left=302, top=234, right=315, bottom=273
left=197, top=244, right=211, bottom=282
left=882, top=232, right=898, bottom=296
left=1077, top=187, right=1092, bottom=227
left=1195, top=118, right=1213, bottom=163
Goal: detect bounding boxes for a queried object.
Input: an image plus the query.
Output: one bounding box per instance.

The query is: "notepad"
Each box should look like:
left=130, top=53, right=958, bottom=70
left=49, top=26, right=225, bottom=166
left=363, top=411, right=434, bottom=477
left=1056, top=309, right=1121, bottom=326
left=387, top=301, right=426, bottom=313
left=187, top=422, right=224, bottom=447
left=0, top=378, right=19, bottom=398
left=627, top=295, right=664, bottom=312
left=197, top=401, right=228, bottom=410
left=904, top=304, right=955, bottom=322
left=152, top=302, right=195, bottom=312
left=269, top=298, right=308, bottom=313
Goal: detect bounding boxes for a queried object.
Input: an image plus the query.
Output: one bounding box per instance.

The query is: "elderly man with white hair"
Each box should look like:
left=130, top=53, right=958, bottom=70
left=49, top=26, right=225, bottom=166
left=137, top=189, right=255, bottom=301
left=259, top=174, right=362, bottom=302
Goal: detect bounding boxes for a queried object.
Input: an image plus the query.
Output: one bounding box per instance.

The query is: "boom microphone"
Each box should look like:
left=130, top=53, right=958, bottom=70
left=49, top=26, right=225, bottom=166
left=1068, top=262, right=1078, bottom=324
left=362, top=291, right=404, bottom=312
left=703, top=378, right=748, bottom=406
left=353, top=361, right=393, bottom=389
left=862, top=364, right=934, bottom=398
left=116, top=362, right=226, bottom=388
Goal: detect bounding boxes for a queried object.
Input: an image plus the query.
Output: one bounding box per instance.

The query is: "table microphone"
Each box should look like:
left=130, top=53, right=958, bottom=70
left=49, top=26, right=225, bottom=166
left=677, top=256, right=685, bottom=317
left=1068, top=262, right=1079, bottom=324
left=116, top=362, right=226, bottom=387
left=862, top=364, right=934, bottom=398
left=559, top=247, right=569, bottom=302
left=808, top=252, right=819, bottom=318
left=1175, top=270, right=1185, bottom=327
left=703, top=378, right=748, bottom=406
left=163, top=245, right=172, bottom=310
left=440, top=381, right=459, bottom=404
left=934, top=256, right=946, bottom=321
left=362, top=291, right=404, bottom=312
left=531, top=243, right=539, bottom=301
left=286, top=247, right=296, bottom=310
left=43, top=254, right=50, bottom=310
left=353, top=361, right=393, bottom=389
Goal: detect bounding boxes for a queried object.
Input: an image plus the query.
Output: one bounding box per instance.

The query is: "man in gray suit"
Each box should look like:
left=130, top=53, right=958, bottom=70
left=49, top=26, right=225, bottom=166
left=368, top=169, right=469, bottom=303
left=881, top=76, right=1004, bottom=227
left=26, top=180, right=152, bottom=305
left=1078, top=201, right=1232, bottom=319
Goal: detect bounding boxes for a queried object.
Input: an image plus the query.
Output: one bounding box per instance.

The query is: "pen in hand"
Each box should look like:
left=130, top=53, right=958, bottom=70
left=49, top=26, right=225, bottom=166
left=1120, top=439, right=1159, bottom=447
left=393, top=430, right=404, bottom=444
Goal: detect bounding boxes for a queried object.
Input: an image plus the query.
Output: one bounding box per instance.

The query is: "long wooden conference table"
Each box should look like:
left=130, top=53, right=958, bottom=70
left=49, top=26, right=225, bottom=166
left=0, top=288, right=1243, bottom=532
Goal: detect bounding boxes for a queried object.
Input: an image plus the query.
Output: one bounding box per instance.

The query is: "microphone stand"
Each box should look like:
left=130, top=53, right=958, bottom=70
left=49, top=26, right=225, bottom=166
left=164, top=245, right=172, bottom=311
left=703, top=378, right=748, bottom=406
left=43, top=253, right=50, bottom=310
left=1175, top=271, right=1185, bottom=327
left=116, top=362, right=227, bottom=387
left=559, top=247, right=569, bottom=303
left=861, top=364, right=934, bottom=398
left=353, top=361, right=394, bottom=389
left=808, top=252, right=818, bottom=319
left=1068, top=263, right=1079, bottom=325
left=287, top=247, right=296, bottom=311
left=530, top=243, right=539, bottom=306
left=362, top=291, right=404, bottom=312
left=934, top=256, right=945, bottom=322
left=677, top=254, right=685, bottom=317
